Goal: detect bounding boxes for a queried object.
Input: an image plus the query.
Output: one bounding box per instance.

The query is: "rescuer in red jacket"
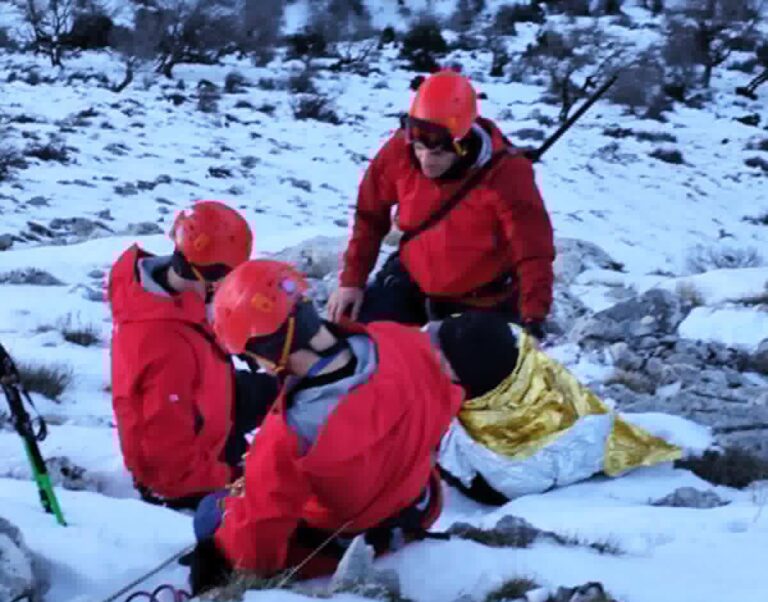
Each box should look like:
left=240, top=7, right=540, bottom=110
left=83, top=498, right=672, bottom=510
left=109, top=200, right=275, bottom=508
left=327, top=70, right=555, bottom=339
left=185, top=259, right=464, bottom=594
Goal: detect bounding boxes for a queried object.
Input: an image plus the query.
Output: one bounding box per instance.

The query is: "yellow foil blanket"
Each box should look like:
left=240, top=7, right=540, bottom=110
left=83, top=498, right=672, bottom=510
left=458, top=330, right=681, bottom=476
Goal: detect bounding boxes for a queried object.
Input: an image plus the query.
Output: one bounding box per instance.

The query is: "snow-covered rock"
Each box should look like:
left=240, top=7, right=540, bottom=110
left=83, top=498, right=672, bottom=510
left=0, top=516, right=44, bottom=602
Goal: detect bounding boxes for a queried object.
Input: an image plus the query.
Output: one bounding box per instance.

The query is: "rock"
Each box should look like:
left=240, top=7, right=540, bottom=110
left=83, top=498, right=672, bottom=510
left=0, top=234, right=13, bottom=251
left=0, top=516, right=45, bottom=602
left=0, top=268, right=64, bottom=286
left=448, top=515, right=541, bottom=548
left=750, top=339, right=768, bottom=374
left=45, top=457, right=100, bottom=492
left=554, top=238, right=622, bottom=286
left=575, top=289, right=685, bottom=345
left=652, top=487, right=729, bottom=508
left=268, top=236, right=346, bottom=279
left=329, top=535, right=402, bottom=600
left=49, top=217, right=111, bottom=239
left=125, top=222, right=163, bottom=235
left=547, top=286, right=590, bottom=336
left=114, top=182, right=138, bottom=196
left=549, top=582, right=612, bottom=602
left=26, top=196, right=49, bottom=207
left=609, top=342, right=642, bottom=371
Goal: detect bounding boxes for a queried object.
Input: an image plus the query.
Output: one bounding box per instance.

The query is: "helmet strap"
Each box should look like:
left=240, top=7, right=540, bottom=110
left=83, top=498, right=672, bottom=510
left=276, top=316, right=296, bottom=374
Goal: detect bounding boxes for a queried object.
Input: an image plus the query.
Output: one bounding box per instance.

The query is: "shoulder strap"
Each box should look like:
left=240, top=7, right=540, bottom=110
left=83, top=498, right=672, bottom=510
left=400, top=148, right=512, bottom=246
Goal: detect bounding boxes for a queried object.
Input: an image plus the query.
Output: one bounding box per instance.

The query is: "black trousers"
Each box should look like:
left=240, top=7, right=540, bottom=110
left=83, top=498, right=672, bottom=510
left=358, top=253, right=520, bottom=325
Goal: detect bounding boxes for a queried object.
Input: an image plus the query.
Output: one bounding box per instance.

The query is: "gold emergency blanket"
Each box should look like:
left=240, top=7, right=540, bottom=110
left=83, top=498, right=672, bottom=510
left=458, top=330, right=681, bottom=476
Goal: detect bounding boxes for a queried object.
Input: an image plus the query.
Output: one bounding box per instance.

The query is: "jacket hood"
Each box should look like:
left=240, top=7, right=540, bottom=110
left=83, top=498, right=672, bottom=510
left=108, top=245, right=208, bottom=326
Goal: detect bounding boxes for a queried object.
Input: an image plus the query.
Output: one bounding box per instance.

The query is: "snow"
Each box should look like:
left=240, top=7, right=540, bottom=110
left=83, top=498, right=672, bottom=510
left=620, top=412, right=714, bottom=457
left=641, top=268, right=768, bottom=306
left=678, top=305, right=768, bottom=351
left=377, top=466, right=768, bottom=602
left=0, top=479, right=191, bottom=602
left=1, top=2, right=767, bottom=601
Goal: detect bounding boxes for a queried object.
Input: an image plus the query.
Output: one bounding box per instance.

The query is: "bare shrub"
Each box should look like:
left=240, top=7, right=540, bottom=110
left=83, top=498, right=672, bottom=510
left=649, top=147, right=684, bottom=164
left=675, top=281, right=705, bottom=308
left=545, top=0, right=591, bottom=16
left=0, top=146, right=28, bottom=181
left=676, top=447, right=768, bottom=489
left=743, top=211, right=768, bottom=226
left=63, top=8, right=113, bottom=50
left=400, top=17, right=448, bottom=72
left=58, top=314, right=100, bottom=347
left=288, top=69, right=317, bottom=94
left=286, top=29, right=328, bottom=65
left=197, top=81, right=220, bottom=113
left=518, top=27, right=624, bottom=122
left=224, top=71, right=248, bottom=94
left=608, top=52, right=671, bottom=120
left=0, top=27, right=19, bottom=50
left=24, top=138, right=70, bottom=163
left=664, top=0, right=762, bottom=90
left=737, top=43, right=768, bottom=98
left=493, top=2, right=545, bottom=34
left=291, top=94, right=341, bottom=124
left=18, top=0, right=77, bottom=66
left=241, top=0, right=283, bottom=65
left=484, top=578, right=539, bottom=602
left=17, top=362, right=73, bottom=401
left=685, top=244, right=764, bottom=274
left=450, top=0, right=486, bottom=33
left=308, top=0, right=374, bottom=43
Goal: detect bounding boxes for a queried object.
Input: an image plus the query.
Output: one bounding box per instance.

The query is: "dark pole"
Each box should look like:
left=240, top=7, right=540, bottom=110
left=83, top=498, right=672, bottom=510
left=526, top=73, right=620, bottom=163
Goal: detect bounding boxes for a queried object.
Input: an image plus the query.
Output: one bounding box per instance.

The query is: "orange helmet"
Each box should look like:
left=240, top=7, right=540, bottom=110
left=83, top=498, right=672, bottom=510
left=408, top=70, right=478, bottom=140
left=170, top=200, right=252, bottom=271
left=213, top=260, right=310, bottom=356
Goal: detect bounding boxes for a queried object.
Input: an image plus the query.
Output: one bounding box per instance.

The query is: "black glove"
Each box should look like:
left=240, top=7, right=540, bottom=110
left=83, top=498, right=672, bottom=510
left=187, top=537, right=233, bottom=596
left=522, top=320, right=546, bottom=342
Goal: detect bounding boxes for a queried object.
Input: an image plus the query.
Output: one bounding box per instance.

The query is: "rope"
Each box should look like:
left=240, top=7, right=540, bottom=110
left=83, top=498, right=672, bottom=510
left=125, top=584, right=192, bottom=602
left=100, top=544, right=194, bottom=602
left=275, top=519, right=353, bottom=589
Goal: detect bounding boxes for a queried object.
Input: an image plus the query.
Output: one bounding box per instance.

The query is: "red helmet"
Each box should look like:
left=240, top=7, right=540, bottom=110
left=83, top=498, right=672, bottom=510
left=170, top=200, right=252, bottom=270
left=213, top=260, right=309, bottom=355
left=409, top=70, right=478, bottom=140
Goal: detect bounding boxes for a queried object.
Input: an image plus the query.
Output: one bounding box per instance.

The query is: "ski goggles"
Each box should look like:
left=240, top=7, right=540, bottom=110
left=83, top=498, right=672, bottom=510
left=401, top=115, right=457, bottom=151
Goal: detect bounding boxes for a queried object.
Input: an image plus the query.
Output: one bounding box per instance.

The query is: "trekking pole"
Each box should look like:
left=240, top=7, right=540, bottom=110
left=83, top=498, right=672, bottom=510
left=0, top=341, right=66, bottom=526
left=526, top=72, right=620, bottom=163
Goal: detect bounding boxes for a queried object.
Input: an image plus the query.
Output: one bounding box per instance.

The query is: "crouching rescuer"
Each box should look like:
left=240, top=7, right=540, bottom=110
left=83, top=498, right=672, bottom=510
left=109, top=200, right=275, bottom=509
left=327, top=69, right=556, bottom=338
left=186, top=259, right=464, bottom=594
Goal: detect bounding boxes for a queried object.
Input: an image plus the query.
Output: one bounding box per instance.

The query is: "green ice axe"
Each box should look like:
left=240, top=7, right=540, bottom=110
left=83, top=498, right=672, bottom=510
left=1, top=341, right=66, bottom=526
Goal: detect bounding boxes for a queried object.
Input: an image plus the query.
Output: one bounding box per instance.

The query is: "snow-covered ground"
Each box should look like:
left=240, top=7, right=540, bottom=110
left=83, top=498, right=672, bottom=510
left=1, top=1, right=768, bottom=600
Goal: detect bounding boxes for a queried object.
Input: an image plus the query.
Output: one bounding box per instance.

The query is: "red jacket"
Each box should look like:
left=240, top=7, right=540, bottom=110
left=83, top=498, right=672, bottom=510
left=108, top=245, right=235, bottom=499
left=340, top=118, right=555, bottom=321
left=214, top=322, right=464, bottom=574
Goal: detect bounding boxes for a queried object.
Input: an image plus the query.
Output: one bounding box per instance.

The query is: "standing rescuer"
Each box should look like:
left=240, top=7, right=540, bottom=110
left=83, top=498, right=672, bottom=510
left=185, top=259, right=463, bottom=594
left=108, top=200, right=272, bottom=509
left=327, top=69, right=555, bottom=338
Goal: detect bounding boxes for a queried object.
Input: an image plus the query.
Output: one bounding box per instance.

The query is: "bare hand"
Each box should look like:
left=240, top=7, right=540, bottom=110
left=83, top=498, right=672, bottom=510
left=327, top=287, right=365, bottom=322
